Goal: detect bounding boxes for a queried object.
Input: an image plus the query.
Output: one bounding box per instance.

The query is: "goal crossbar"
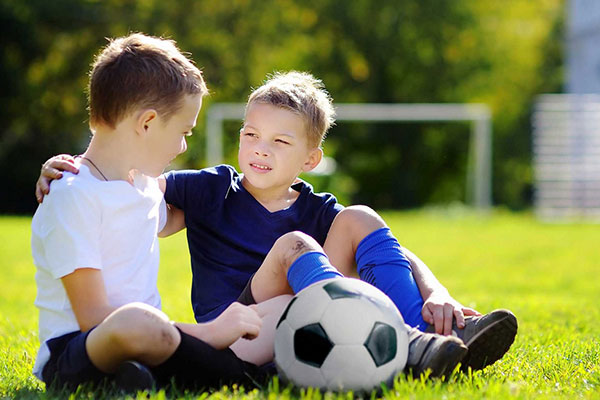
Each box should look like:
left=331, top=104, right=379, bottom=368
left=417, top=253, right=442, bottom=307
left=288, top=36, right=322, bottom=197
left=206, top=103, right=492, bottom=209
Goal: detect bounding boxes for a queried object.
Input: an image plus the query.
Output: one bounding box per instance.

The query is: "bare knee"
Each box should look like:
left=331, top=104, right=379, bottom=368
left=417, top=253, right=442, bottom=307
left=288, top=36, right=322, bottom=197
left=273, top=231, right=323, bottom=270
left=103, top=303, right=179, bottom=359
left=332, top=205, right=386, bottom=243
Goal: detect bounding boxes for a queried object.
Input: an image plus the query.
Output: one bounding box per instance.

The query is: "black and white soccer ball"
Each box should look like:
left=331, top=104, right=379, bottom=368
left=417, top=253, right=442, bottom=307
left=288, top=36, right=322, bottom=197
left=274, top=278, right=408, bottom=392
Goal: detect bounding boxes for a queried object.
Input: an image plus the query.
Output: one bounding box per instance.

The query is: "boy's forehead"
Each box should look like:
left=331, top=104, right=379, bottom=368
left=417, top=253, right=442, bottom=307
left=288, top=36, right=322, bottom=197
left=175, top=94, right=202, bottom=124
left=245, top=102, right=306, bottom=131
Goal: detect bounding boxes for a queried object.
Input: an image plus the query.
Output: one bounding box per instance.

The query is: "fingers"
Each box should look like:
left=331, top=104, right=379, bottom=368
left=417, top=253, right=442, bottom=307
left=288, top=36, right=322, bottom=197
left=240, top=312, right=262, bottom=340
left=453, top=308, right=466, bottom=329
left=241, top=323, right=260, bottom=340
left=441, top=303, right=453, bottom=335
left=432, top=306, right=444, bottom=334
left=35, top=184, right=43, bottom=204
left=422, top=305, right=434, bottom=326
left=42, top=160, right=78, bottom=178
left=42, top=167, right=63, bottom=180
left=36, top=155, right=79, bottom=203
left=462, top=307, right=481, bottom=317
left=35, top=177, right=51, bottom=203
left=230, top=302, right=262, bottom=340
left=53, top=153, right=77, bottom=164
left=423, top=302, right=459, bottom=335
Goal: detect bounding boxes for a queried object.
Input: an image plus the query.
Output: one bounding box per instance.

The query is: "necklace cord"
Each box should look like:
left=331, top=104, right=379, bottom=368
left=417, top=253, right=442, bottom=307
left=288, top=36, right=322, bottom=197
left=77, top=155, right=109, bottom=181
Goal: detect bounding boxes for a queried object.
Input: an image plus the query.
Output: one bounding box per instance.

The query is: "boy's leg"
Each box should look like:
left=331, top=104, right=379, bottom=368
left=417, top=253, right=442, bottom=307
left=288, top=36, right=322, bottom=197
left=86, top=302, right=263, bottom=390
left=323, top=205, right=427, bottom=329
left=249, top=231, right=342, bottom=303
left=43, top=302, right=174, bottom=391
left=231, top=231, right=341, bottom=366
left=85, top=302, right=179, bottom=372
left=324, top=206, right=518, bottom=373
left=229, top=294, right=293, bottom=366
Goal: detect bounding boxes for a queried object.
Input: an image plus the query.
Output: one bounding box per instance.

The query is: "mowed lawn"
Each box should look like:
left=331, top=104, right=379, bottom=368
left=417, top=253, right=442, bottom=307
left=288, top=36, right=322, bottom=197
left=0, top=210, right=598, bottom=399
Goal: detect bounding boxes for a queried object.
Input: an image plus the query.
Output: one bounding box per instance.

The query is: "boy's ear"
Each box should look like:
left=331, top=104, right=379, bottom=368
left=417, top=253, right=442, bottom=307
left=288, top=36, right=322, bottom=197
left=135, top=109, right=158, bottom=135
left=302, top=147, right=323, bottom=172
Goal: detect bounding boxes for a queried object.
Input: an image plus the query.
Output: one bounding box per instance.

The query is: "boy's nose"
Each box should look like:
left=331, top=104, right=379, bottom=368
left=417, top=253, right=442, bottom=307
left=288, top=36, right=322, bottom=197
left=254, top=144, right=269, bottom=157
left=179, top=137, right=188, bottom=154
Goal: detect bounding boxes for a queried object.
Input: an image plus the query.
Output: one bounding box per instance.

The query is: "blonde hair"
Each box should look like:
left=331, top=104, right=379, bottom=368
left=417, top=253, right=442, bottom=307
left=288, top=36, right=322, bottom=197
left=88, top=33, right=207, bottom=129
left=246, top=71, right=335, bottom=148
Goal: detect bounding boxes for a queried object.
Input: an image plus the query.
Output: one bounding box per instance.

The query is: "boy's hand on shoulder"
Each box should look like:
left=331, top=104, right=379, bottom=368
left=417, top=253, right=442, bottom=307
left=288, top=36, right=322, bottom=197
left=422, top=290, right=481, bottom=336
left=204, top=302, right=263, bottom=349
left=36, top=154, right=79, bottom=203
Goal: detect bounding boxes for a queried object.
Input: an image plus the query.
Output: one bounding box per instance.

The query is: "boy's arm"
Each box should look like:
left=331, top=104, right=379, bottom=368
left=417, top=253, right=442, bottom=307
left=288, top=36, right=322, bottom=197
left=61, top=268, right=116, bottom=332
left=175, top=302, right=263, bottom=350
left=157, top=175, right=186, bottom=237
left=403, top=247, right=481, bottom=334
left=63, top=268, right=262, bottom=350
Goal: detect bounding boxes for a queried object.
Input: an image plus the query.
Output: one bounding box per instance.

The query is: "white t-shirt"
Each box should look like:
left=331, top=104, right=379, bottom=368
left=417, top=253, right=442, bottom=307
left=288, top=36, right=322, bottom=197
left=31, top=163, right=166, bottom=379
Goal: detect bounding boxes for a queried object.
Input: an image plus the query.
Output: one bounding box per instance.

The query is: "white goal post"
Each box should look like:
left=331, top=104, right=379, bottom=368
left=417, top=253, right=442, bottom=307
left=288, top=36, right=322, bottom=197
left=206, top=103, right=492, bottom=210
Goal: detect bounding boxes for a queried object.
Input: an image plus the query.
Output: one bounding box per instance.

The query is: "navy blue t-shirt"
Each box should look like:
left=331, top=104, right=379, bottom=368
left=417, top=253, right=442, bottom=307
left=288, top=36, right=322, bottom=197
left=164, top=164, right=344, bottom=322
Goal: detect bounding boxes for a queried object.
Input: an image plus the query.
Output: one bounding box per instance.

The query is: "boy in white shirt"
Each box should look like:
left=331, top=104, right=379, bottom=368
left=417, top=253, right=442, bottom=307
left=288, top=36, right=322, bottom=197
left=31, top=33, right=319, bottom=392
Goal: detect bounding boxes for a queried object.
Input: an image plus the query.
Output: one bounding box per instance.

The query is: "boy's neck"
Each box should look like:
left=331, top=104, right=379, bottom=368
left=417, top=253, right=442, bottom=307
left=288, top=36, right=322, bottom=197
left=241, top=177, right=300, bottom=213
left=82, top=127, right=137, bottom=183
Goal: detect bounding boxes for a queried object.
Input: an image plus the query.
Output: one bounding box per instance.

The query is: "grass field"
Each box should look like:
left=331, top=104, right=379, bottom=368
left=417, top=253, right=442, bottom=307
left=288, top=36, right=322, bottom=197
left=1, top=210, right=598, bottom=399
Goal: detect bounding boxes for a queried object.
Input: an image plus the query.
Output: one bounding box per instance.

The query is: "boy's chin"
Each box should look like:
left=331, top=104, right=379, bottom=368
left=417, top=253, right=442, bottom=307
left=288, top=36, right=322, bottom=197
left=138, top=166, right=166, bottom=178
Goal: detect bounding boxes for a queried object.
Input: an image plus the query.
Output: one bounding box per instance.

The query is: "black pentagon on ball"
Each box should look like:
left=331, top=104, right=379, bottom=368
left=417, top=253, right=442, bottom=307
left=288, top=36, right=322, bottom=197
left=364, top=322, right=397, bottom=367
left=323, top=279, right=363, bottom=300
left=294, top=323, right=334, bottom=368
left=276, top=296, right=298, bottom=329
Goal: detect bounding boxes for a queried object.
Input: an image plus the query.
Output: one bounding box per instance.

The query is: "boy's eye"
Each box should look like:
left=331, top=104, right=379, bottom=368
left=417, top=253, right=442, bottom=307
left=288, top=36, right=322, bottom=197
left=275, top=139, right=290, bottom=145
left=245, top=132, right=257, bottom=138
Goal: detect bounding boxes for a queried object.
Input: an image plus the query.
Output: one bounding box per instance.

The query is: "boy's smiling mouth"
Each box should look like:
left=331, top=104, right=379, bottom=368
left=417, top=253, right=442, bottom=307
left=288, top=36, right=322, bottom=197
left=250, top=162, right=272, bottom=172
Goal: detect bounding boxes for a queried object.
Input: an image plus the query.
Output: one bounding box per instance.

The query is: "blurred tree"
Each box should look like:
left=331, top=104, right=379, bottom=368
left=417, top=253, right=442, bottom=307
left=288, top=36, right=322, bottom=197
left=0, top=0, right=564, bottom=213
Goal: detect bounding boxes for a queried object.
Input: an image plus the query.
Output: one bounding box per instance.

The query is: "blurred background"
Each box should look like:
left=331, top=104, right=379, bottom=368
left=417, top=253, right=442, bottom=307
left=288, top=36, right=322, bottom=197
left=0, top=0, right=567, bottom=214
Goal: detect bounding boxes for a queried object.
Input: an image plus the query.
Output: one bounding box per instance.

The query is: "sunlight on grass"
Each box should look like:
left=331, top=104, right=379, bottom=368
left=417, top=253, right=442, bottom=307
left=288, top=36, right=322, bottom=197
left=1, top=211, right=598, bottom=399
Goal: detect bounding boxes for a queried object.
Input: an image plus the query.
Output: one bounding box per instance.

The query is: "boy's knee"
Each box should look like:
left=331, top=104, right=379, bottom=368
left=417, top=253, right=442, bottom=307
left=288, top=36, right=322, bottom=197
left=102, top=303, right=179, bottom=357
left=274, top=231, right=323, bottom=268
left=334, top=205, right=386, bottom=237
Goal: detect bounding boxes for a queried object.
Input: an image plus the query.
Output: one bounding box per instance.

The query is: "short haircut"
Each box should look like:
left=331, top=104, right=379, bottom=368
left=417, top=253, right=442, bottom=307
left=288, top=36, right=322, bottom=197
left=246, top=71, right=335, bottom=148
left=88, top=33, right=208, bottom=129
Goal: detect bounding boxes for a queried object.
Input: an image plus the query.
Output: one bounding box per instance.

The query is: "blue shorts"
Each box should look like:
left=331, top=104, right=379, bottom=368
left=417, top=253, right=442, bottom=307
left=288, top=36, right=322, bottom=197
left=42, top=329, right=107, bottom=389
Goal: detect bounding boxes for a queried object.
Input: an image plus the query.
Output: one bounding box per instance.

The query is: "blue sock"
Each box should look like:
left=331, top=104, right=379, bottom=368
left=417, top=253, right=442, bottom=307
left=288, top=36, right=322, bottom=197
left=287, top=251, right=342, bottom=293
left=356, top=227, right=427, bottom=330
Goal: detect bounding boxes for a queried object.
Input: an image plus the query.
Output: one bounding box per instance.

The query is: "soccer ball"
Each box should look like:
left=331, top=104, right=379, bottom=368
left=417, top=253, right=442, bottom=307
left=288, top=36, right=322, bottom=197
left=274, top=278, right=408, bottom=392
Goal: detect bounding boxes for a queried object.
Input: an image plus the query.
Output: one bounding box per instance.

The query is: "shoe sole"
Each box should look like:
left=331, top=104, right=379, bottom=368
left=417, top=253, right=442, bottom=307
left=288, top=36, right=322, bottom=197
left=461, top=310, right=518, bottom=371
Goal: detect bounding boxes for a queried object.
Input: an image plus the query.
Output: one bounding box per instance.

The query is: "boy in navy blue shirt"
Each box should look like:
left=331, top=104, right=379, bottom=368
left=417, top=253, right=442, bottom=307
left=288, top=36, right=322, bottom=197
left=38, top=72, right=517, bottom=377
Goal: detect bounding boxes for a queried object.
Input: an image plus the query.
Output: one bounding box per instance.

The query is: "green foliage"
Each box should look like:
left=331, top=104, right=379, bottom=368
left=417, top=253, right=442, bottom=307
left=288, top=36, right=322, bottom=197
left=1, top=212, right=599, bottom=399
left=0, top=0, right=565, bottom=212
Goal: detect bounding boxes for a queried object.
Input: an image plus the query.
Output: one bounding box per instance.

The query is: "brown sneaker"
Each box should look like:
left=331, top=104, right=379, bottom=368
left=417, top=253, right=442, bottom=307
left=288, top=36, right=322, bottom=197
left=405, top=326, right=468, bottom=379
left=452, top=309, right=518, bottom=371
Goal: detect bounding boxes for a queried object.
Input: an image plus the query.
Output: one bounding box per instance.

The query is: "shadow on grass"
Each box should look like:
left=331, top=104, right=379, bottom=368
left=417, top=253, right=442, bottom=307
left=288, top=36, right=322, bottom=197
left=8, top=382, right=157, bottom=400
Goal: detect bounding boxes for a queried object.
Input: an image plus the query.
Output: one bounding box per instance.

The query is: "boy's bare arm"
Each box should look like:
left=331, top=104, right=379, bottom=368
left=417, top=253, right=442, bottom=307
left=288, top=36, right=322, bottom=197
left=61, top=268, right=116, bottom=332
left=403, top=248, right=481, bottom=334
left=175, top=302, right=263, bottom=350
left=62, top=267, right=263, bottom=352
left=159, top=204, right=186, bottom=237
left=157, top=175, right=186, bottom=237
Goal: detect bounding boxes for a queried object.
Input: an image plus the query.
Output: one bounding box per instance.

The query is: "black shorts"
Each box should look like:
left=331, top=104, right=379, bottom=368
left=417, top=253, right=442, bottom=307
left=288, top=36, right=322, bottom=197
left=41, top=329, right=107, bottom=389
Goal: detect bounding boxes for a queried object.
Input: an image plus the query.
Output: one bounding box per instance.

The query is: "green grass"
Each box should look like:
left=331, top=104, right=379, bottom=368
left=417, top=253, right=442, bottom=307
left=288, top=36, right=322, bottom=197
left=1, top=210, right=598, bottom=399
